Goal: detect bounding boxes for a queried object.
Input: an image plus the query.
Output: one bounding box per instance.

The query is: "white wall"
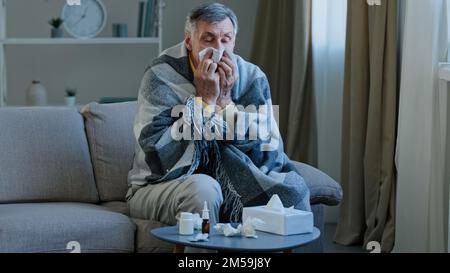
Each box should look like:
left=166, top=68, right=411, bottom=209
left=4, top=0, right=258, bottom=106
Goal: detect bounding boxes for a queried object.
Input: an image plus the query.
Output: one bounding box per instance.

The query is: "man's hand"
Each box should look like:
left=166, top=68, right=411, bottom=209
left=217, top=52, right=237, bottom=109
left=193, top=50, right=220, bottom=106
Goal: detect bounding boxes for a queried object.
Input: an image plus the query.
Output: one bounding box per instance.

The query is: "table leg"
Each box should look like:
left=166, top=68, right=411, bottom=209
left=173, top=244, right=185, bottom=253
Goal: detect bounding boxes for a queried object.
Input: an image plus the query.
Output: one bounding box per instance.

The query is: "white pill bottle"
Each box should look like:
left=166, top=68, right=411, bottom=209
left=179, top=212, right=194, bottom=235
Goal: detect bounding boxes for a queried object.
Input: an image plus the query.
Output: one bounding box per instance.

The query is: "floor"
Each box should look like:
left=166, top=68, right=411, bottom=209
left=322, top=223, right=366, bottom=253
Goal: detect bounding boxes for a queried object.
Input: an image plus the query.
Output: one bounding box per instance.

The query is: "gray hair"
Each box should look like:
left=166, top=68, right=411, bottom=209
left=185, top=3, right=239, bottom=35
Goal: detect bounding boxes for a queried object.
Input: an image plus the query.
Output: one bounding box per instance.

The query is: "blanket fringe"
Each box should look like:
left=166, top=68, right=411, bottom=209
left=179, top=97, right=206, bottom=179
left=185, top=96, right=244, bottom=222
left=209, top=141, right=243, bottom=223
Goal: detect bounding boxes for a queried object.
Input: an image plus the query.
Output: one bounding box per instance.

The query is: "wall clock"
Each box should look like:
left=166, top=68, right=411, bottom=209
left=62, top=0, right=107, bottom=39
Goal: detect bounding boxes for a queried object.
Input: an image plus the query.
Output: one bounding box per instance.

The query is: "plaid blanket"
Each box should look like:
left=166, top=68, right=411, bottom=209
left=128, top=42, right=310, bottom=221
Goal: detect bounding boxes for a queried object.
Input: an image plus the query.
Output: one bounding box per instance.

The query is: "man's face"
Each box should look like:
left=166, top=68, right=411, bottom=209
left=185, top=18, right=236, bottom=68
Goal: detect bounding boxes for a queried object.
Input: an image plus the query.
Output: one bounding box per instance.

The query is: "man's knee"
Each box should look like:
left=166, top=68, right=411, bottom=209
left=178, top=174, right=223, bottom=215
left=184, top=174, right=223, bottom=204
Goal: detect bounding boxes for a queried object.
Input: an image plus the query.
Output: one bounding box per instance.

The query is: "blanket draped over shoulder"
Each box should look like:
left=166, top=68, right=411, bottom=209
left=128, top=42, right=310, bottom=221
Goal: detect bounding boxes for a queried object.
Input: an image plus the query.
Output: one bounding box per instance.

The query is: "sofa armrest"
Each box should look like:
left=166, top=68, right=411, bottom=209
left=290, top=161, right=343, bottom=206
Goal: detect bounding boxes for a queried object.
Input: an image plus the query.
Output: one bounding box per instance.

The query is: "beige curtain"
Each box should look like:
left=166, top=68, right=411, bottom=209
left=251, top=0, right=317, bottom=165
left=335, top=0, right=397, bottom=252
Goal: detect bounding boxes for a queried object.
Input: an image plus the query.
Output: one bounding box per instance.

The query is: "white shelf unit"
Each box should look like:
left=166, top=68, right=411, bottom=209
left=0, top=37, right=161, bottom=45
left=0, top=0, right=165, bottom=107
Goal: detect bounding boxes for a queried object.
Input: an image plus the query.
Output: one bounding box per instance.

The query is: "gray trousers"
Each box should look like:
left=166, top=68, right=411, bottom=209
left=129, top=174, right=224, bottom=226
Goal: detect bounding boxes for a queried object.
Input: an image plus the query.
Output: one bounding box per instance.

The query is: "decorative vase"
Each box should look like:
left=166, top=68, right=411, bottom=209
left=65, top=96, right=76, bottom=107
left=26, top=80, right=47, bottom=106
left=51, top=28, right=63, bottom=38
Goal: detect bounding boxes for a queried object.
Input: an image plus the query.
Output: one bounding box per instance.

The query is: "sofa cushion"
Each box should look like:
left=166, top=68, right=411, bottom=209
left=99, top=202, right=178, bottom=253
left=0, top=203, right=135, bottom=253
left=81, top=102, right=137, bottom=202
left=0, top=107, right=99, bottom=203
left=101, top=201, right=130, bottom=216
left=291, top=161, right=343, bottom=206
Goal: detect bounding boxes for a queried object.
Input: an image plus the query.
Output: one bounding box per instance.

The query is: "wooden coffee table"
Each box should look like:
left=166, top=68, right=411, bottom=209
left=151, top=225, right=320, bottom=253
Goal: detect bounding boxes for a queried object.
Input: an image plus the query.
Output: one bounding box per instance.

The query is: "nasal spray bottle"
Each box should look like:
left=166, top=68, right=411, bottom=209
left=201, top=201, right=210, bottom=234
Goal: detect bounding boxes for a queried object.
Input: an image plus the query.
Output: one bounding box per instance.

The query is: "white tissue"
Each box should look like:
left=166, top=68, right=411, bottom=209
left=188, top=233, right=209, bottom=242
left=192, top=213, right=203, bottom=230
left=199, top=47, right=225, bottom=63
left=265, top=194, right=285, bottom=214
left=214, top=223, right=241, bottom=237
left=199, top=48, right=235, bottom=63
left=214, top=218, right=264, bottom=238
left=242, top=217, right=265, bottom=238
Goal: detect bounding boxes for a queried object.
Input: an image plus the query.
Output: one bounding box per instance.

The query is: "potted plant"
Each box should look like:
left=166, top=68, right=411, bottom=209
left=65, top=87, right=77, bottom=107
left=49, top=17, right=64, bottom=38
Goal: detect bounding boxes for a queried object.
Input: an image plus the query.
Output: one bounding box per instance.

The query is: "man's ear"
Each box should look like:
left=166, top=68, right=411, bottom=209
left=184, top=33, right=192, bottom=51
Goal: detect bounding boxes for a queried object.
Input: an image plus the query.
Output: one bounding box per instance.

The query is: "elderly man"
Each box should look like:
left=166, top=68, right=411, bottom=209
left=127, top=3, right=310, bottom=226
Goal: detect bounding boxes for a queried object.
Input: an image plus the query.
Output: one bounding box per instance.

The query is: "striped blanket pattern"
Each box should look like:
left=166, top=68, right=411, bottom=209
left=128, top=42, right=310, bottom=221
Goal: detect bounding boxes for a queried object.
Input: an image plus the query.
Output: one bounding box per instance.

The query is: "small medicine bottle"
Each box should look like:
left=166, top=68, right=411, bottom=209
left=179, top=212, right=194, bottom=235
left=201, top=201, right=210, bottom=234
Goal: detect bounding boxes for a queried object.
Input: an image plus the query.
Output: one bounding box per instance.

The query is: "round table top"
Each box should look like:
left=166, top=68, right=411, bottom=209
left=151, top=225, right=320, bottom=252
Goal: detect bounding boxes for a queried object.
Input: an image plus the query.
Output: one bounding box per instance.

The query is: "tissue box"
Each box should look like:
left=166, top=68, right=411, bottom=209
left=242, top=206, right=313, bottom=236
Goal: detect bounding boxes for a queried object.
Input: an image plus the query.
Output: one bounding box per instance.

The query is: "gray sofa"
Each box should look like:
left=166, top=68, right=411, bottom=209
left=0, top=101, right=342, bottom=253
